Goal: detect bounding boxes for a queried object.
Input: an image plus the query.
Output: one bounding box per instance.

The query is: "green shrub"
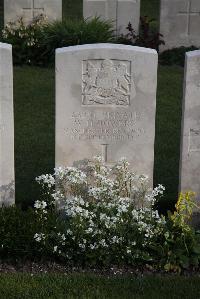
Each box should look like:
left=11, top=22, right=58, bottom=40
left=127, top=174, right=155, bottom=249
left=118, top=17, right=165, bottom=51
left=0, top=186, right=199, bottom=272
left=0, top=205, right=59, bottom=261
left=33, top=157, right=200, bottom=272
left=1, top=16, right=115, bottom=66
left=159, top=46, right=199, bottom=66
left=156, top=192, right=200, bottom=272
left=1, top=16, right=48, bottom=66
left=0, top=206, right=38, bottom=259
left=39, top=17, right=115, bottom=64
left=2, top=15, right=198, bottom=68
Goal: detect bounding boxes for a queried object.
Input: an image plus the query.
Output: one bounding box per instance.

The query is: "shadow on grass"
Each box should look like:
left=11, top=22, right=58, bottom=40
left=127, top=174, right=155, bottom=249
left=154, top=65, right=184, bottom=213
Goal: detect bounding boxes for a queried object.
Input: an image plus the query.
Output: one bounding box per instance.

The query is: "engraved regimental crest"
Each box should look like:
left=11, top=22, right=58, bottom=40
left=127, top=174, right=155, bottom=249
left=82, top=59, right=132, bottom=106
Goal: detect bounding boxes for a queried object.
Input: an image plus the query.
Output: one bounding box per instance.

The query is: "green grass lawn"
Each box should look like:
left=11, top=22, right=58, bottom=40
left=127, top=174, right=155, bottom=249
left=155, top=66, right=183, bottom=212
left=63, top=0, right=83, bottom=20
left=0, top=0, right=3, bottom=30
left=0, top=273, right=200, bottom=299
left=14, top=67, right=55, bottom=208
left=141, top=0, right=160, bottom=20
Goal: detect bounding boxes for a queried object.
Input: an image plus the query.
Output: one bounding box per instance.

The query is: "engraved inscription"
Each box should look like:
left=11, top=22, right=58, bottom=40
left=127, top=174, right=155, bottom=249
left=65, top=111, right=145, bottom=141
left=82, top=59, right=132, bottom=106
left=189, top=128, right=200, bottom=153
left=0, top=124, right=5, bottom=132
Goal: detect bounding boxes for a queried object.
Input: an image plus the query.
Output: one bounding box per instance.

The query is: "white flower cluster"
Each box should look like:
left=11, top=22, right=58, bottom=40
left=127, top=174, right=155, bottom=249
left=55, top=167, right=87, bottom=185
left=34, top=233, right=45, bottom=242
left=36, top=174, right=55, bottom=188
left=2, top=15, right=48, bottom=46
left=34, top=200, right=47, bottom=210
left=34, top=157, right=166, bottom=258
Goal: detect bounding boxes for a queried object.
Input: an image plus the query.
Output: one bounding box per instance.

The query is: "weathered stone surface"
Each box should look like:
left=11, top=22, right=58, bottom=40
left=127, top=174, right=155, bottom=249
left=180, top=50, right=200, bottom=202
left=83, top=0, right=141, bottom=35
left=0, top=43, right=15, bottom=206
left=56, top=44, right=158, bottom=184
left=160, top=0, right=200, bottom=50
left=4, top=0, right=62, bottom=25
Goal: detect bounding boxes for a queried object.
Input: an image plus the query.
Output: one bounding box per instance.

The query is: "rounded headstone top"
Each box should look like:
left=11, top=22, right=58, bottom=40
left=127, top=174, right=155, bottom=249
left=0, top=42, right=12, bottom=50
left=186, top=50, right=200, bottom=58
left=56, top=43, right=157, bottom=55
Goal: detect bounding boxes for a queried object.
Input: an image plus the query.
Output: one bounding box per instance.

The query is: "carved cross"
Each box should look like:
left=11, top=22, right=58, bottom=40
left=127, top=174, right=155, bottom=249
left=105, top=0, right=138, bottom=30
left=23, top=0, right=44, bottom=20
left=101, top=144, right=108, bottom=163
left=100, top=143, right=117, bottom=167
left=178, top=1, right=200, bottom=36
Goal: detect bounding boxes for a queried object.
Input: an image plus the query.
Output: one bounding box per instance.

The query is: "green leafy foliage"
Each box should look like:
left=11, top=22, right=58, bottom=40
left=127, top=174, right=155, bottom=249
left=1, top=14, right=166, bottom=66
left=1, top=16, right=48, bottom=66
left=31, top=159, right=200, bottom=272
left=158, top=192, right=200, bottom=272
left=0, top=206, right=59, bottom=261
left=0, top=206, right=38, bottom=259
left=0, top=191, right=199, bottom=272
left=1, top=16, right=114, bottom=66
left=39, top=17, right=114, bottom=61
left=118, top=17, right=165, bottom=51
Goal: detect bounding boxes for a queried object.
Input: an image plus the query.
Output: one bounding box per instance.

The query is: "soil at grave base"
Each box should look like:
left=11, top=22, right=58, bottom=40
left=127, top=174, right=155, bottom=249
left=0, top=260, right=200, bottom=276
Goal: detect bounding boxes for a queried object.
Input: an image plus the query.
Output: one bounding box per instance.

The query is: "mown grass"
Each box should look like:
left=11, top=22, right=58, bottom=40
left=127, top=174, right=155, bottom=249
left=63, top=0, right=83, bottom=20
left=14, top=66, right=55, bottom=208
left=154, top=66, right=184, bottom=212
left=0, top=0, right=3, bottom=30
left=0, top=273, right=200, bottom=299
left=141, top=0, right=160, bottom=20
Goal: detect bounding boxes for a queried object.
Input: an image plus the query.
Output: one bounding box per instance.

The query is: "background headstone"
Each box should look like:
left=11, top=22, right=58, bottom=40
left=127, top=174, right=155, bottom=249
left=0, top=42, right=15, bottom=206
left=180, top=50, right=200, bottom=202
left=83, top=0, right=141, bottom=35
left=4, top=0, right=62, bottom=25
left=160, top=0, right=200, bottom=50
left=56, top=44, right=158, bottom=184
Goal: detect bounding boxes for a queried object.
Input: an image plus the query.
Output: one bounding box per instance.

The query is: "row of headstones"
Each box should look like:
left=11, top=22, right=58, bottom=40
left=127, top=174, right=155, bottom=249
left=0, top=42, right=200, bottom=206
left=3, top=0, right=200, bottom=50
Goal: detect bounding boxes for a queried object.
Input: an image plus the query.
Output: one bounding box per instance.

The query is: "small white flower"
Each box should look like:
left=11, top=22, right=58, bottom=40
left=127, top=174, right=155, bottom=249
left=53, top=246, right=58, bottom=252
left=34, top=233, right=45, bottom=242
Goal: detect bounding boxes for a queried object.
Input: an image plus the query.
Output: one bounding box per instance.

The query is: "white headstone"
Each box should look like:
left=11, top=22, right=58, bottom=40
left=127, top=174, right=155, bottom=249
left=180, top=50, right=200, bottom=201
left=0, top=43, right=15, bottom=206
left=4, top=0, right=62, bottom=25
left=160, top=0, right=200, bottom=50
left=56, top=44, right=158, bottom=184
left=83, top=0, right=141, bottom=35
